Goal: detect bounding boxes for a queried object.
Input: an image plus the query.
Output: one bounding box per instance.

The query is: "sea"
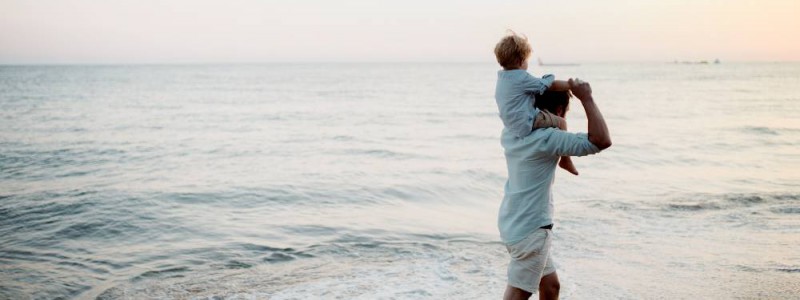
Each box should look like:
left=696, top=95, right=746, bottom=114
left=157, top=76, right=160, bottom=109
left=1, top=62, right=799, bottom=299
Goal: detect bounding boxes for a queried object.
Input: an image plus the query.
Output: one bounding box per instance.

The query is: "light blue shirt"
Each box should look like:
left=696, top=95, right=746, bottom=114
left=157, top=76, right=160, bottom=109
left=495, top=70, right=555, bottom=138
left=498, top=127, right=602, bottom=245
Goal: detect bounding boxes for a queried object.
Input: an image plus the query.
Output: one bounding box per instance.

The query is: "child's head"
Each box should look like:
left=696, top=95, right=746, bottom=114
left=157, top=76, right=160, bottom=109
left=534, top=91, right=572, bottom=117
left=494, top=31, right=532, bottom=70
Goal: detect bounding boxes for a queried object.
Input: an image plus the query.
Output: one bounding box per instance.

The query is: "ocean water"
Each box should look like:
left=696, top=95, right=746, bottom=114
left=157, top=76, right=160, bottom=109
left=1, top=62, right=798, bottom=299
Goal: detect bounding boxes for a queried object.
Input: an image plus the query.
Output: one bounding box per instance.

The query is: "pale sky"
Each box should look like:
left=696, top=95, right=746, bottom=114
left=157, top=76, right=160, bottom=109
left=1, top=0, right=798, bottom=64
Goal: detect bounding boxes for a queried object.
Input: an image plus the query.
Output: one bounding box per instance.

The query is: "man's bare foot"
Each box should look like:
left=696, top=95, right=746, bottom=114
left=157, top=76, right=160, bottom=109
left=559, top=156, right=579, bottom=175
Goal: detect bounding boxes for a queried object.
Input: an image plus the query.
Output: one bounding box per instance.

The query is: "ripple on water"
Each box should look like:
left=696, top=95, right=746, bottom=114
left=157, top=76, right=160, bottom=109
left=662, top=193, right=799, bottom=213
left=92, top=236, right=507, bottom=300
left=741, top=126, right=780, bottom=135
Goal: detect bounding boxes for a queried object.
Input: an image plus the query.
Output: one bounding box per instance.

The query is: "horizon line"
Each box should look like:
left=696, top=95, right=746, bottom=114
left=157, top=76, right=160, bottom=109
left=2, top=59, right=799, bottom=66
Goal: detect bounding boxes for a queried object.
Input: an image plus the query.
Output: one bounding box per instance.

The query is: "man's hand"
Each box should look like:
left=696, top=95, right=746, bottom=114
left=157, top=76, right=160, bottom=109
left=568, top=78, right=592, bottom=101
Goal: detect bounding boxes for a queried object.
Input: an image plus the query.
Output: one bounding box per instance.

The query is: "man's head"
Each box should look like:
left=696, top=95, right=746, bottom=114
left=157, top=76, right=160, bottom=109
left=534, top=91, right=571, bottom=117
left=494, top=32, right=531, bottom=70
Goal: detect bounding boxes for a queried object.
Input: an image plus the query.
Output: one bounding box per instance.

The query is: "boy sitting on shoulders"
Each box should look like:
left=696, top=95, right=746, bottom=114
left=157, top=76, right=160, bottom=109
left=494, top=31, right=578, bottom=175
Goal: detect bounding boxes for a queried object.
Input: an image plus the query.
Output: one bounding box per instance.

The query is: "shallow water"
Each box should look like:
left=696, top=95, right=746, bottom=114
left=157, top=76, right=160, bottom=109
left=1, top=63, right=799, bottom=299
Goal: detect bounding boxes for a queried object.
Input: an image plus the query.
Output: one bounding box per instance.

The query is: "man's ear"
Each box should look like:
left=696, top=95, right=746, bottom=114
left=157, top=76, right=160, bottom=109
left=556, top=107, right=566, bottom=117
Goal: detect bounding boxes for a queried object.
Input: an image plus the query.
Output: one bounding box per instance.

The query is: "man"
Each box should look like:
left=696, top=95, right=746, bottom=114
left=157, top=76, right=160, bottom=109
left=499, top=79, right=611, bottom=300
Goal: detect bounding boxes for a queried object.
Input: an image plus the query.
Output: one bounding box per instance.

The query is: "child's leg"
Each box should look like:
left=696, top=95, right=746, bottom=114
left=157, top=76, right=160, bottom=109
left=556, top=117, right=579, bottom=175
left=533, top=110, right=560, bottom=129
left=534, top=111, right=579, bottom=175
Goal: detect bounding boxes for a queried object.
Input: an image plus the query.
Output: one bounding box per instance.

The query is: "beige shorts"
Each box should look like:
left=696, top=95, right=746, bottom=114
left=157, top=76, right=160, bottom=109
left=505, top=228, right=556, bottom=293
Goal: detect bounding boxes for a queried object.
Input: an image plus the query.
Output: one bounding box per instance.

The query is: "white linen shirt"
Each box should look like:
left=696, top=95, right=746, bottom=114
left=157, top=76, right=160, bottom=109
left=498, top=127, right=602, bottom=244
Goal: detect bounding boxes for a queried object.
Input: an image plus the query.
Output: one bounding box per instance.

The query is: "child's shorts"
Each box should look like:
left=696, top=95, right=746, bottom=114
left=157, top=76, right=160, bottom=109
left=533, top=110, right=562, bottom=129
left=505, top=228, right=556, bottom=294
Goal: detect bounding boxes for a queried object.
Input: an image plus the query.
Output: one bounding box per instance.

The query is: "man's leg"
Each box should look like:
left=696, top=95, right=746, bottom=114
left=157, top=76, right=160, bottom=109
left=503, top=272, right=559, bottom=300
left=503, top=285, right=532, bottom=300
left=538, top=272, right=560, bottom=300
left=504, top=229, right=554, bottom=300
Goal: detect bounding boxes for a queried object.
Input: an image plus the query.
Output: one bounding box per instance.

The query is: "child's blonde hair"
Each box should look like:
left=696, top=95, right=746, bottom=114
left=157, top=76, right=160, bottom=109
left=494, top=31, right=531, bottom=70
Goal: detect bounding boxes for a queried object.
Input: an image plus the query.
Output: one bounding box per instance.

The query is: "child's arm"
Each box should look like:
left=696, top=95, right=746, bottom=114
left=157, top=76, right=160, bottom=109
left=548, top=80, right=571, bottom=92
left=522, top=73, right=554, bottom=95
left=522, top=73, right=571, bottom=94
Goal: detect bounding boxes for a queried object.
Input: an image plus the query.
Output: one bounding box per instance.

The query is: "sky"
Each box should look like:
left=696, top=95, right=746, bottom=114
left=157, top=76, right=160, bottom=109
left=1, top=0, right=798, bottom=64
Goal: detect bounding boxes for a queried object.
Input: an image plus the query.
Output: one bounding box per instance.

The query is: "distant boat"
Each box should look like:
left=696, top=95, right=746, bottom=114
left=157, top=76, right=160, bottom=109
left=537, top=58, right=580, bottom=67
left=672, top=59, right=720, bottom=65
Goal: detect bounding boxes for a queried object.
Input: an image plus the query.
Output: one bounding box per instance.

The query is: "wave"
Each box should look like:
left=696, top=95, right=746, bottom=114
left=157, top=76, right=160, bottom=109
left=662, top=193, right=799, bottom=213
left=742, top=126, right=780, bottom=135
left=93, top=234, right=504, bottom=300
left=336, top=148, right=434, bottom=160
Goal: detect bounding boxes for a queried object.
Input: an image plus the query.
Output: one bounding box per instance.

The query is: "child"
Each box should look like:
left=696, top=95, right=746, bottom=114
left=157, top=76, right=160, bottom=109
left=493, top=31, right=579, bottom=175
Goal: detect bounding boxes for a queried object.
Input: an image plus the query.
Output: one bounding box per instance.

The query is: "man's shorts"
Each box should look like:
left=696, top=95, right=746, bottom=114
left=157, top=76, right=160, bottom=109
left=505, top=228, right=555, bottom=294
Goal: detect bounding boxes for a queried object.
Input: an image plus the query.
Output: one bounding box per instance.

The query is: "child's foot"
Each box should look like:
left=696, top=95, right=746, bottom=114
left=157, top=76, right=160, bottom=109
left=559, top=157, right=579, bottom=176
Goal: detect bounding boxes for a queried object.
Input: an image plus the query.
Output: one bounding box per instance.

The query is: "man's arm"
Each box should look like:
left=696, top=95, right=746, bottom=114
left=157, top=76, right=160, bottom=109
left=569, top=78, right=612, bottom=150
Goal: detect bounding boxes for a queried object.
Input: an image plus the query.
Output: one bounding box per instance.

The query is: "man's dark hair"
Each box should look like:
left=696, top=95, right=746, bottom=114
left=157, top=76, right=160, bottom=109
left=534, top=91, right=571, bottom=115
